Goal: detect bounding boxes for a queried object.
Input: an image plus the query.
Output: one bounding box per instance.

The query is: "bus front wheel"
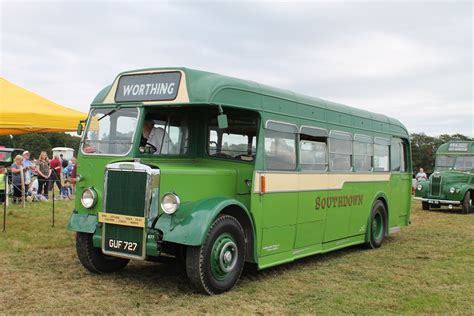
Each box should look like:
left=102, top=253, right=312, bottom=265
left=76, top=232, right=129, bottom=274
left=365, top=200, right=387, bottom=249
left=462, top=191, right=472, bottom=214
left=422, top=201, right=430, bottom=210
left=186, top=215, right=246, bottom=295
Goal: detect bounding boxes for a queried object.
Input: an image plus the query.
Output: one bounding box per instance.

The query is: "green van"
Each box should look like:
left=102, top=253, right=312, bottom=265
left=415, top=141, right=474, bottom=214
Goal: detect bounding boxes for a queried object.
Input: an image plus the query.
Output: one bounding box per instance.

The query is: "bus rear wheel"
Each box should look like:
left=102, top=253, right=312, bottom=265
left=76, top=232, right=129, bottom=274
left=365, top=200, right=387, bottom=249
left=186, top=215, right=246, bottom=295
left=462, top=191, right=472, bottom=214
left=421, top=201, right=430, bottom=210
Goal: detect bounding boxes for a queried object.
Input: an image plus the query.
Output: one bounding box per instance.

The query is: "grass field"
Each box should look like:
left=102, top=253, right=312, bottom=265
left=1, top=198, right=473, bottom=314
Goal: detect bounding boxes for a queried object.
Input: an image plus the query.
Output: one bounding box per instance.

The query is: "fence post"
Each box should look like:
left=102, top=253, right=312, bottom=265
left=52, top=179, right=55, bottom=228
left=3, top=174, right=6, bottom=232
left=20, top=167, right=25, bottom=209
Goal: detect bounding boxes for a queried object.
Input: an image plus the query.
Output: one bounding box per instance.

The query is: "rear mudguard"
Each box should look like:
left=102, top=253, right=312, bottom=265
left=154, top=197, right=254, bottom=246
left=365, top=192, right=389, bottom=242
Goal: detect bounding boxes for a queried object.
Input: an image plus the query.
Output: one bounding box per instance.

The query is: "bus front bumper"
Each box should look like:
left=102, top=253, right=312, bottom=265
left=413, top=197, right=461, bottom=205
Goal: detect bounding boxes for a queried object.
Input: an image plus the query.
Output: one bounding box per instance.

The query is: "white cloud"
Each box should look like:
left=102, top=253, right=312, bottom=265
left=0, top=1, right=472, bottom=137
left=309, top=31, right=448, bottom=79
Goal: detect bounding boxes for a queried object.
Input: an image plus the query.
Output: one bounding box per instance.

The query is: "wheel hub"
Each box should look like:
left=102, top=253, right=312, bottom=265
left=219, top=241, right=237, bottom=273
left=210, top=234, right=239, bottom=280
left=372, top=211, right=383, bottom=241
left=223, top=250, right=232, bottom=263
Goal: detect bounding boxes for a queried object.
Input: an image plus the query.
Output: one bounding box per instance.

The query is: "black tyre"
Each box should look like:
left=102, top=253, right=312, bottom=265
left=421, top=201, right=430, bottom=210
left=462, top=191, right=472, bottom=214
left=76, top=232, right=129, bottom=274
left=365, top=200, right=387, bottom=249
left=186, top=215, right=246, bottom=295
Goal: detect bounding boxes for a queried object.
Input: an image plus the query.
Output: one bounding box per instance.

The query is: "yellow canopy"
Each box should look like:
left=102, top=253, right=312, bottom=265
left=0, top=77, right=88, bottom=135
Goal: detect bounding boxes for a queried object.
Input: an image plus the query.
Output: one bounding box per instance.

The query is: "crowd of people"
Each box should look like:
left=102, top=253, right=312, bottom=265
left=10, top=150, right=77, bottom=203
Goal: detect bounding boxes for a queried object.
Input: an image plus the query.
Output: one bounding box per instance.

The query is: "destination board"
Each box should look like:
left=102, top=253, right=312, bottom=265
left=115, top=72, right=181, bottom=102
left=448, top=142, right=469, bottom=152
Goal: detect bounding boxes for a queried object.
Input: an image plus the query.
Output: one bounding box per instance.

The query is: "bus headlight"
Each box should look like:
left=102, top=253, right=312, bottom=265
left=161, top=192, right=180, bottom=214
left=417, top=184, right=423, bottom=191
left=81, top=188, right=97, bottom=209
left=449, top=187, right=456, bottom=194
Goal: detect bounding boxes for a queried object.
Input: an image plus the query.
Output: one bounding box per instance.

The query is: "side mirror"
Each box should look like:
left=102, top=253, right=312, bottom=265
left=217, top=114, right=228, bottom=129
left=77, top=120, right=85, bottom=135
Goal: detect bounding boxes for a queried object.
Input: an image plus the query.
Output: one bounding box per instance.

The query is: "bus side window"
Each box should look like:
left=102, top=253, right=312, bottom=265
left=400, top=141, right=407, bottom=172
left=299, top=126, right=328, bottom=171
left=353, top=134, right=373, bottom=172
left=264, top=121, right=298, bottom=171
left=329, top=131, right=352, bottom=172
left=374, top=137, right=390, bottom=172
left=391, top=138, right=403, bottom=172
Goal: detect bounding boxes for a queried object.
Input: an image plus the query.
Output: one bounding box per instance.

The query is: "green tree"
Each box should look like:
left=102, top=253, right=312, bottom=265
left=42, top=133, right=81, bottom=155
left=0, top=135, right=14, bottom=147
left=410, top=133, right=437, bottom=172
left=14, top=134, right=52, bottom=159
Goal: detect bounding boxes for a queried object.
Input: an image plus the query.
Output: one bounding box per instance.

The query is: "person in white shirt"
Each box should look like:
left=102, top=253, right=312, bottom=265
left=22, top=151, right=32, bottom=186
left=416, top=168, right=428, bottom=183
left=140, top=119, right=172, bottom=154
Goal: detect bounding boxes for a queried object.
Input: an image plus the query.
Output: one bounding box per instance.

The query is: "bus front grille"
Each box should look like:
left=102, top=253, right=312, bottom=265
left=430, top=175, right=441, bottom=196
left=102, top=169, right=149, bottom=259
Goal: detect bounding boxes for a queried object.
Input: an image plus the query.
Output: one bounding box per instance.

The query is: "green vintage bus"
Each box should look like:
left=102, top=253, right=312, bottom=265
left=68, top=68, right=412, bottom=294
left=415, top=141, right=474, bottom=214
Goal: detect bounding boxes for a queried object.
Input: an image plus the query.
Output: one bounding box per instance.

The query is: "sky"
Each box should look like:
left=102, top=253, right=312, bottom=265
left=1, top=0, right=473, bottom=137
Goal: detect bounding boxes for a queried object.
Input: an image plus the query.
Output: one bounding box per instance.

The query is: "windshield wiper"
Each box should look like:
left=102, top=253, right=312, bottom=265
left=98, top=107, right=120, bottom=121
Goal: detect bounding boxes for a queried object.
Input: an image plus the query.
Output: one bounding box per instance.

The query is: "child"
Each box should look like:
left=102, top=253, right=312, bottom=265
left=26, top=178, right=39, bottom=202
left=60, top=180, right=73, bottom=200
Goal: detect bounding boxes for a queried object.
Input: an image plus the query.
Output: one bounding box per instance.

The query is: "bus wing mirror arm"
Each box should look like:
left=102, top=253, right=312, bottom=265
left=217, top=105, right=228, bottom=129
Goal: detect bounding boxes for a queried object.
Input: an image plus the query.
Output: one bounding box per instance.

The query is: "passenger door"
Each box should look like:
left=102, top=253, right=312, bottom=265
left=322, top=131, right=353, bottom=242
left=294, top=127, right=329, bottom=249
left=259, top=121, right=299, bottom=257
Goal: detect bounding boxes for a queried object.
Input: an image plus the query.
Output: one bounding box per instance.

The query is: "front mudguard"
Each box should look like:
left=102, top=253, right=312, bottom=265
left=154, top=197, right=252, bottom=246
left=67, top=211, right=98, bottom=234
left=414, top=180, right=429, bottom=198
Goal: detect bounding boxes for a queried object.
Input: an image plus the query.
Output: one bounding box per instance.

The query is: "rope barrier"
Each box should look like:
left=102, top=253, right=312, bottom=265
left=1, top=175, right=73, bottom=232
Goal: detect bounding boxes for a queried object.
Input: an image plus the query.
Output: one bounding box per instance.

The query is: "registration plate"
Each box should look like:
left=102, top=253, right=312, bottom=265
left=102, top=225, right=145, bottom=259
left=107, top=238, right=139, bottom=252
left=428, top=200, right=440, bottom=204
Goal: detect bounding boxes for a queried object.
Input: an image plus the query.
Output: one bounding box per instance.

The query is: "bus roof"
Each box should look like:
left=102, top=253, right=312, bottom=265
left=92, top=67, right=409, bottom=138
left=436, top=141, right=474, bottom=155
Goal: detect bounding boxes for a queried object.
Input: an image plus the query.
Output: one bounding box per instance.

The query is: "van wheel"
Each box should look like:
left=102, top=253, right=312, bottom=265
left=76, top=232, right=129, bottom=274
left=365, top=200, right=387, bottom=249
left=422, top=202, right=430, bottom=210
left=186, top=215, right=246, bottom=295
left=462, top=191, right=472, bottom=214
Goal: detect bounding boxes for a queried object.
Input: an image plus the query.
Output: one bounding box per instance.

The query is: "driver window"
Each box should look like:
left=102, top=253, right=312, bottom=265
left=140, top=115, right=189, bottom=155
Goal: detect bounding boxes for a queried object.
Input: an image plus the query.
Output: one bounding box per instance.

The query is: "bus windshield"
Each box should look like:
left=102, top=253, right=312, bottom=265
left=82, top=107, right=139, bottom=156
left=453, top=156, right=474, bottom=171
left=436, top=155, right=474, bottom=171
